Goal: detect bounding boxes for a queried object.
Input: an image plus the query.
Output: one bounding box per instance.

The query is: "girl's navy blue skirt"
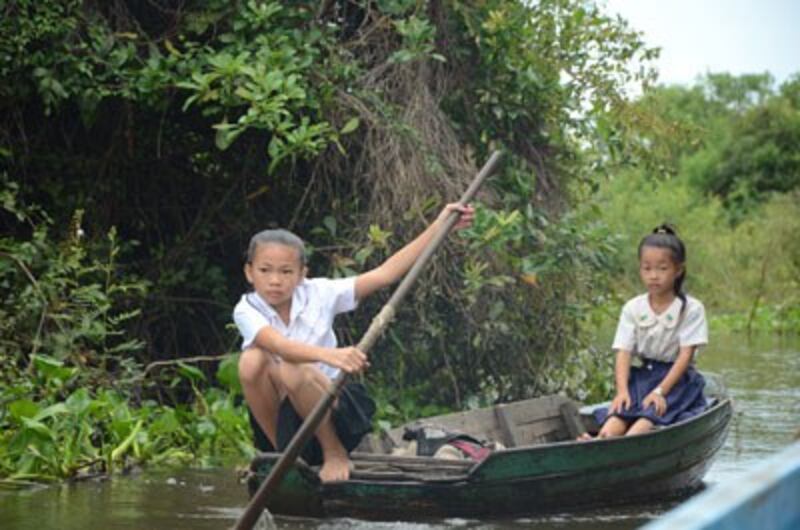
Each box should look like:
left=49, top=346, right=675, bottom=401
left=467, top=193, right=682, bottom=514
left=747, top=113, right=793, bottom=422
left=248, top=382, right=375, bottom=466
left=595, top=360, right=707, bottom=427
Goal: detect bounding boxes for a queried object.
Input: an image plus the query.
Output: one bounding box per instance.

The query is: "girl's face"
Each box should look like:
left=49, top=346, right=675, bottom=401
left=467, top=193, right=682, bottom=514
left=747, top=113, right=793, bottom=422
left=245, top=243, right=306, bottom=311
left=639, top=246, right=683, bottom=299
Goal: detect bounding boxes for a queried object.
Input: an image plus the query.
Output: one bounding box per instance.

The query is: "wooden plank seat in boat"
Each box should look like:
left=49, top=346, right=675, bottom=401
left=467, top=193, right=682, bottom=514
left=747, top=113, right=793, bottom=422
left=348, top=453, right=474, bottom=482
left=249, top=451, right=474, bottom=483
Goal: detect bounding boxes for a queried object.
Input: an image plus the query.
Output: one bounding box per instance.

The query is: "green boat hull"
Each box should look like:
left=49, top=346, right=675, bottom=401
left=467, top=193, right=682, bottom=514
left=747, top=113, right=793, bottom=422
left=247, top=396, right=732, bottom=520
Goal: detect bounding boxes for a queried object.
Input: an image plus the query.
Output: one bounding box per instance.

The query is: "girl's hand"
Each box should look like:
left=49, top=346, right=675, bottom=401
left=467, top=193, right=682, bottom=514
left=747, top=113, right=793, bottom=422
left=610, top=391, right=631, bottom=414
left=643, top=390, right=667, bottom=416
left=327, top=346, right=369, bottom=374
left=437, top=203, right=475, bottom=231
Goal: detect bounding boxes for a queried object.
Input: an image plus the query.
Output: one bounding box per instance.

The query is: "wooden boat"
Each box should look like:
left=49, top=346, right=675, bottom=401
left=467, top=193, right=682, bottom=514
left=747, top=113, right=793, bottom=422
left=246, top=380, right=732, bottom=520
left=643, top=440, right=800, bottom=530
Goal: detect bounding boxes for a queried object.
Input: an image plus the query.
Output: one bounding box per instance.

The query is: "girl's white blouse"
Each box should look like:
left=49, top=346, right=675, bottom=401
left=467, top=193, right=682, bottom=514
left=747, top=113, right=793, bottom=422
left=612, top=294, right=708, bottom=362
left=233, top=277, right=358, bottom=379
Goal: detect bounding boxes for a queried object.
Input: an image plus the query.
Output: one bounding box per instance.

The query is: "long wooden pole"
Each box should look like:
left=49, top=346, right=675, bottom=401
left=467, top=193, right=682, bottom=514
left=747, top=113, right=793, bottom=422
left=233, top=150, right=503, bottom=530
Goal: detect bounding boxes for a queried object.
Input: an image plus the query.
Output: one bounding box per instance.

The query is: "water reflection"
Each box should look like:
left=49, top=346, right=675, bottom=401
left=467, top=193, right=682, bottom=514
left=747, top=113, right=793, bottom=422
left=699, top=333, right=800, bottom=485
left=1, top=468, right=244, bottom=530
left=1, top=334, right=797, bottom=529
left=0, top=469, right=658, bottom=530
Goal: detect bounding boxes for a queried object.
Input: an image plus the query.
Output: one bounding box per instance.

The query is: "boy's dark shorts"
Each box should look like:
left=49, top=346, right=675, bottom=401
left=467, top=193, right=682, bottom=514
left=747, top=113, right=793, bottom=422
left=248, top=382, right=375, bottom=466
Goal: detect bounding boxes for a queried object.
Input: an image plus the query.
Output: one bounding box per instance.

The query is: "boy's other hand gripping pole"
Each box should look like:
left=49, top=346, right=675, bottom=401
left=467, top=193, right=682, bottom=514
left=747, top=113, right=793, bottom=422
left=233, top=150, right=503, bottom=530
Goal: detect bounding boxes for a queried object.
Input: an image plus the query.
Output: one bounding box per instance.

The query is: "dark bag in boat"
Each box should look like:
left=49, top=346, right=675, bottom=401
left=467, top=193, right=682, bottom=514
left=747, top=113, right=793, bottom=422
left=402, top=424, right=491, bottom=461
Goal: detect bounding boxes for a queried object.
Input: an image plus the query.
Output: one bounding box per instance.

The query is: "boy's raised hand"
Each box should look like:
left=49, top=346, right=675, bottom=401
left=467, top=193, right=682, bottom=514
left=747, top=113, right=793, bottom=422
left=326, top=346, right=369, bottom=374
left=437, top=202, right=475, bottom=231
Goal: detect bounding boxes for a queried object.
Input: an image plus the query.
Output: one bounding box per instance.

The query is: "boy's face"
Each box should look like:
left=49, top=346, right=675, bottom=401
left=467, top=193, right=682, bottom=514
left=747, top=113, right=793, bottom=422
left=245, top=243, right=306, bottom=311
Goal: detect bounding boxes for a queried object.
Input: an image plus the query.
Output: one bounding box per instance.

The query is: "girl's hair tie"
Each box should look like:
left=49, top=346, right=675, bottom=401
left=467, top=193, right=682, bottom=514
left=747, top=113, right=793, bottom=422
left=653, top=224, right=676, bottom=236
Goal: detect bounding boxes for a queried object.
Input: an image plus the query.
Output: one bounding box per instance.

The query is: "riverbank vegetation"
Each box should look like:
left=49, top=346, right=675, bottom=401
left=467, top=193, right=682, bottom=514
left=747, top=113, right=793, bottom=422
left=1, top=1, right=797, bottom=483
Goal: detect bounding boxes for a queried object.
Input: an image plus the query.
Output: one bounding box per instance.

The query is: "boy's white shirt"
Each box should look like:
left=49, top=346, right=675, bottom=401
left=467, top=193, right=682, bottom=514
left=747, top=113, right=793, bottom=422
left=612, top=293, right=708, bottom=363
left=233, top=277, right=358, bottom=379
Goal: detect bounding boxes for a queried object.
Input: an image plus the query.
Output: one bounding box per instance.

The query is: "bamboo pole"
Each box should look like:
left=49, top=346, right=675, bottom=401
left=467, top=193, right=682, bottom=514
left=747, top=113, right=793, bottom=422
left=233, top=150, right=503, bottom=530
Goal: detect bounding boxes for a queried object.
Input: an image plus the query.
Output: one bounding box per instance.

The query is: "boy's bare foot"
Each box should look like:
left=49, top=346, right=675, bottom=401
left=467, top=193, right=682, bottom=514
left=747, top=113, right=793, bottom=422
left=576, top=432, right=594, bottom=442
left=319, top=452, right=352, bottom=482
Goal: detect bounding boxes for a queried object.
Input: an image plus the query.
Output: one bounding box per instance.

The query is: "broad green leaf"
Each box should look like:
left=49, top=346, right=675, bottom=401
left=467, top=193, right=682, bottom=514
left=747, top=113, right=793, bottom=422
left=323, top=216, right=337, bottom=237
left=340, top=117, right=360, bottom=134
left=65, top=388, right=92, bottom=415
left=110, top=420, right=143, bottom=463
left=33, top=355, right=76, bottom=382
left=178, top=362, right=206, bottom=383
left=34, top=403, right=69, bottom=421
left=8, top=399, right=39, bottom=421
left=216, top=355, right=242, bottom=394
left=21, top=418, right=56, bottom=440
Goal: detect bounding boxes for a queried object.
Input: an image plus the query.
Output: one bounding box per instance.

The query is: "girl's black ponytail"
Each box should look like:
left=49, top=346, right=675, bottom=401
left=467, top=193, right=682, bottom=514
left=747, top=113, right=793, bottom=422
left=639, top=223, right=687, bottom=311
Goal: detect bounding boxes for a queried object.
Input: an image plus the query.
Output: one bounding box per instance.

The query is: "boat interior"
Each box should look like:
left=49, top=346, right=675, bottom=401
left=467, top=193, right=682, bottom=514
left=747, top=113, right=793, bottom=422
left=347, top=394, right=598, bottom=482
left=359, top=394, right=596, bottom=454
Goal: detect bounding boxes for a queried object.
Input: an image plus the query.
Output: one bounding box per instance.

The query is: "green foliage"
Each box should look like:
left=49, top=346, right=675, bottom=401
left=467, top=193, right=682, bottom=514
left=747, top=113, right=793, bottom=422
left=0, top=178, right=148, bottom=395
left=702, top=72, right=775, bottom=112
left=686, top=95, right=800, bottom=218
left=615, top=73, right=800, bottom=220
left=175, top=1, right=339, bottom=163
left=459, top=203, right=622, bottom=399
left=444, top=0, right=657, bottom=191
left=390, top=16, right=443, bottom=64
left=370, top=380, right=451, bottom=431
left=546, top=346, right=615, bottom=404
left=0, top=179, right=251, bottom=482
left=362, top=200, right=622, bottom=407
left=0, top=0, right=666, bottom=481
left=712, top=305, right=800, bottom=335
left=1, top=0, right=346, bottom=169
left=0, top=363, right=253, bottom=483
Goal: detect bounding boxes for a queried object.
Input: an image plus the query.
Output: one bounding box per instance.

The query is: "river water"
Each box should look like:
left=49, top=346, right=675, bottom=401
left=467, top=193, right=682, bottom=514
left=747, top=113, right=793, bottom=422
left=2, top=333, right=798, bottom=530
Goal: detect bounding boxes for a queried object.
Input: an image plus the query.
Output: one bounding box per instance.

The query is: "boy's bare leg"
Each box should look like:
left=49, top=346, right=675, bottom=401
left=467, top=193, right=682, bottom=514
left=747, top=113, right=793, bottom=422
left=597, top=416, right=629, bottom=438
left=626, top=417, right=655, bottom=436
left=281, top=363, right=351, bottom=482
left=239, top=347, right=282, bottom=447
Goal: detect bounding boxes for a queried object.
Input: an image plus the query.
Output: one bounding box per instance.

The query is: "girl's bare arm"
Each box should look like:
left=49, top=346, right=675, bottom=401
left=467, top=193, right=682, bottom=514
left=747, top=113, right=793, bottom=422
left=354, top=203, right=473, bottom=301
left=614, top=349, right=632, bottom=394
left=655, top=346, right=696, bottom=395
left=610, top=349, right=632, bottom=413
left=642, top=346, right=695, bottom=415
left=251, top=325, right=367, bottom=374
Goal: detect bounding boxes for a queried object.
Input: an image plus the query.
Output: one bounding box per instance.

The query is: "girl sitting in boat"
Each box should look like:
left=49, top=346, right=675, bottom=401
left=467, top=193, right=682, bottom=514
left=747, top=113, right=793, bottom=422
left=583, top=224, right=708, bottom=439
left=233, top=203, right=474, bottom=482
